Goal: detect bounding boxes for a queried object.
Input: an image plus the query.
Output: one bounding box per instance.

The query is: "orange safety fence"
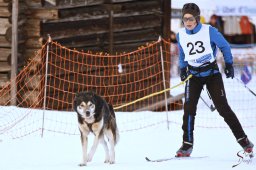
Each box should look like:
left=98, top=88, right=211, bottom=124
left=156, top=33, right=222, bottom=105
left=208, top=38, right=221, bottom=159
left=0, top=38, right=256, bottom=139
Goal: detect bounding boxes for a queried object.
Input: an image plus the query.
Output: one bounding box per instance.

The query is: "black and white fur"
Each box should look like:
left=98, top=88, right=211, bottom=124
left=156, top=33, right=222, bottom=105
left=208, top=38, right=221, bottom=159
left=73, top=91, right=119, bottom=166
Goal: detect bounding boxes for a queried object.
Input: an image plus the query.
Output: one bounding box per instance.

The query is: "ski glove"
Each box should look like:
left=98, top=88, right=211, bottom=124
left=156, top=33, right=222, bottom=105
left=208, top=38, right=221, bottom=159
left=180, top=67, right=188, bottom=81
left=224, top=63, right=234, bottom=79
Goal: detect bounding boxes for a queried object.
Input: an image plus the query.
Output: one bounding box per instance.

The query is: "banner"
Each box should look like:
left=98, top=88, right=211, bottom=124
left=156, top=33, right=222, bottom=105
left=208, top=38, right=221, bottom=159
left=172, top=0, right=256, bottom=16
left=241, top=65, right=252, bottom=84
left=215, top=5, right=256, bottom=16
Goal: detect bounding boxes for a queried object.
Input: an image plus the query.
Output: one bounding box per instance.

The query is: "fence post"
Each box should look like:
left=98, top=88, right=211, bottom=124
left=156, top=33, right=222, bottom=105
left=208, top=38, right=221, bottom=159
left=41, top=35, right=52, bottom=137
left=159, top=36, right=170, bottom=130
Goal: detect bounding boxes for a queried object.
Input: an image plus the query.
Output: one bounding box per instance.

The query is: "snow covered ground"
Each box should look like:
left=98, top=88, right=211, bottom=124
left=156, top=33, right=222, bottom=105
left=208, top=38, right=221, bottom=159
left=0, top=76, right=256, bottom=170
left=0, top=122, right=255, bottom=170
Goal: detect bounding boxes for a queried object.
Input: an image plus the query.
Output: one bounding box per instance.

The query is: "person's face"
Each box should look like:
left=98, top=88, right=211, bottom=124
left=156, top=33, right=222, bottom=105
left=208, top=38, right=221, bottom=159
left=182, top=14, right=197, bottom=30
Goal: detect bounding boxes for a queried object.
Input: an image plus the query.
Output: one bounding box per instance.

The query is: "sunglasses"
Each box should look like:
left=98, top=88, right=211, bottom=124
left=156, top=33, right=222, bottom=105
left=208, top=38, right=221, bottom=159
left=182, top=16, right=198, bottom=22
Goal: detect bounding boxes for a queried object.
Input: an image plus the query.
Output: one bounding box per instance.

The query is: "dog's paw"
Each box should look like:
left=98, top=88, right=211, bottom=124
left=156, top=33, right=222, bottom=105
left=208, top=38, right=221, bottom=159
left=109, top=160, right=115, bottom=164
left=104, top=155, right=110, bottom=163
left=108, top=157, right=115, bottom=164
left=78, top=163, right=87, bottom=166
left=109, top=154, right=115, bottom=164
left=104, top=159, right=115, bottom=164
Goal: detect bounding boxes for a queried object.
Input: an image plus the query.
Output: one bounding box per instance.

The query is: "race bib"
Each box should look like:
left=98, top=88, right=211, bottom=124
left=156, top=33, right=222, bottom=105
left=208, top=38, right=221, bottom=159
left=179, top=24, right=215, bottom=66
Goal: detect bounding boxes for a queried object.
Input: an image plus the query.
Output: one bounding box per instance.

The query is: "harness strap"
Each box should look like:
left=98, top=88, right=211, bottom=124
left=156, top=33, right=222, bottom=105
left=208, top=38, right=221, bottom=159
left=188, top=61, right=219, bottom=72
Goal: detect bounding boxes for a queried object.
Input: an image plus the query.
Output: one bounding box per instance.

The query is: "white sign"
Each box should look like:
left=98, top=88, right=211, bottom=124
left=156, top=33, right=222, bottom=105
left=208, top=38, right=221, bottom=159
left=172, top=0, right=256, bottom=16
left=216, top=5, right=256, bottom=16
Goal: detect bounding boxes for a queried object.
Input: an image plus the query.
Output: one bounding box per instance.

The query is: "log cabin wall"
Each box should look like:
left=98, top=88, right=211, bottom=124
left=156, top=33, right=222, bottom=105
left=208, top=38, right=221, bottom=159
left=0, top=0, right=170, bottom=110
left=0, top=0, right=11, bottom=89
left=0, top=0, right=27, bottom=89
left=0, top=0, right=170, bottom=75
left=40, top=0, right=169, bottom=53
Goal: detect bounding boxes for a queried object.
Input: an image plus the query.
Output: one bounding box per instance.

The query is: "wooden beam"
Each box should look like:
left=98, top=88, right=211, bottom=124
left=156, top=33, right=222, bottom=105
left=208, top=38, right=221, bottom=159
left=0, top=6, right=11, bottom=17
left=0, top=73, right=9, bottom=88
left=55, top=27, right=159, bottom=51
left=0, top=0, right=8, bottom=7
left=0, top=90, right=10, bottom=104
left=25, top=37, right=43, bottom=48
left=11, top=0, right=18, bottom=105
left=0, top=18, right=11, bottom=35
left=43, top=14, right=160, bottom=40
left=52, top=0, right=104, bottom=9
left=108, top=8, right=114, bottom=54
left=47, top=1, right=159, bottom=23
left=24, top=19, right=41, bottom=37
left=0, top=35, right=11, bottom=47
left=4, top=26, right=27, bottom=43
left=43, top=0, right=57, bottom=6
left=24, top=0, right=43, bottom=8
left=162, top=0, right=170, bottom=39
left=0, top=48, right=11, bottom=61
left=0, top=62, right=11, bottom=72
left=25, top=8, right=59, bottom=20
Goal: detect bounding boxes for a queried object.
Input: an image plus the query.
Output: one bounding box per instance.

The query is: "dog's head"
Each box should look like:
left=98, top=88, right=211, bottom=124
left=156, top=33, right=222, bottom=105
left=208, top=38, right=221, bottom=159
left=73, top=91, right=97, bottom=119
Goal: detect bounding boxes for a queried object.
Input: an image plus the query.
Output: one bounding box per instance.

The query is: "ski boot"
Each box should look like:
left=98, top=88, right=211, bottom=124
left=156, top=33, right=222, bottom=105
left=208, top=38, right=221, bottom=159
left=238, top=137, right=254, bottom=158
left=176, top=141, right=193, bottom=157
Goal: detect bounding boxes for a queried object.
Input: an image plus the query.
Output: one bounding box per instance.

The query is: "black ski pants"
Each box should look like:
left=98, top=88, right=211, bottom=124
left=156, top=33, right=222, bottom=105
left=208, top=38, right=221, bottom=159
left=182, top=73, right=246, bottom=143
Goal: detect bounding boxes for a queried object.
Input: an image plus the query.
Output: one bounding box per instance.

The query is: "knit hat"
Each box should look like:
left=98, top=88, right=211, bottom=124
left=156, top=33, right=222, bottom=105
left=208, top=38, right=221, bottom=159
left=182, top=3, right=200, bottom=21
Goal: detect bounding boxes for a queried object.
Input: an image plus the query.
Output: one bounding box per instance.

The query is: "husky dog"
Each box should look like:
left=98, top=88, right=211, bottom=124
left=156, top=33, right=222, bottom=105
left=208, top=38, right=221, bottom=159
left=73, top=91, right=119, bottom=166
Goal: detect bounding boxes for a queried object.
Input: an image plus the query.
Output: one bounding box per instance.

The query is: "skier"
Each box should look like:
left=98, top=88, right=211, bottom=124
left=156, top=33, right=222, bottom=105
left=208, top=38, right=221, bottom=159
left=176, top=3, right=254, bottom=157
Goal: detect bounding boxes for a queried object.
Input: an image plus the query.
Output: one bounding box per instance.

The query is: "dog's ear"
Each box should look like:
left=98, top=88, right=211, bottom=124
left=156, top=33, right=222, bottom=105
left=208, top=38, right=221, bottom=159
left=73, top=93, right=79, bottom=111
left=89, top=91, right=95, bottom=97
left=75, top=92, right=80, bottom=98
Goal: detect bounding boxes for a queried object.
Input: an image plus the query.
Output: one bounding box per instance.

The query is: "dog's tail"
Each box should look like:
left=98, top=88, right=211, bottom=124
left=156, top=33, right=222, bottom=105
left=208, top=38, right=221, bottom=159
left=108, top=104, right=119, bottom=145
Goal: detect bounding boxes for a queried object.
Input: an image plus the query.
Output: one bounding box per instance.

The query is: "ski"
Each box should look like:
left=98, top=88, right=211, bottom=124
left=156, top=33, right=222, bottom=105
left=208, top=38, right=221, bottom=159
left=232, top=150, right=254, bottom=168
left=145, top=156, right=208, bottom=162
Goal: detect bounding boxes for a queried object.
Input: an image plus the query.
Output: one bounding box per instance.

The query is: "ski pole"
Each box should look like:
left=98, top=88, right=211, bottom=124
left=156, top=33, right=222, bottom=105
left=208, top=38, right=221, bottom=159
left=235, top=77, right=256, bottom=97
left=201, top=88, right=216, bottom=112
left=199, top=96, right=216, bottom=112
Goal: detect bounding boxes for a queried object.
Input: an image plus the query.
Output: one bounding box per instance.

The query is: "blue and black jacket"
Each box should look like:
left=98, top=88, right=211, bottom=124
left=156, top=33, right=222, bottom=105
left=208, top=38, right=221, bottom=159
left=176, top=23, right=233, bottom=77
